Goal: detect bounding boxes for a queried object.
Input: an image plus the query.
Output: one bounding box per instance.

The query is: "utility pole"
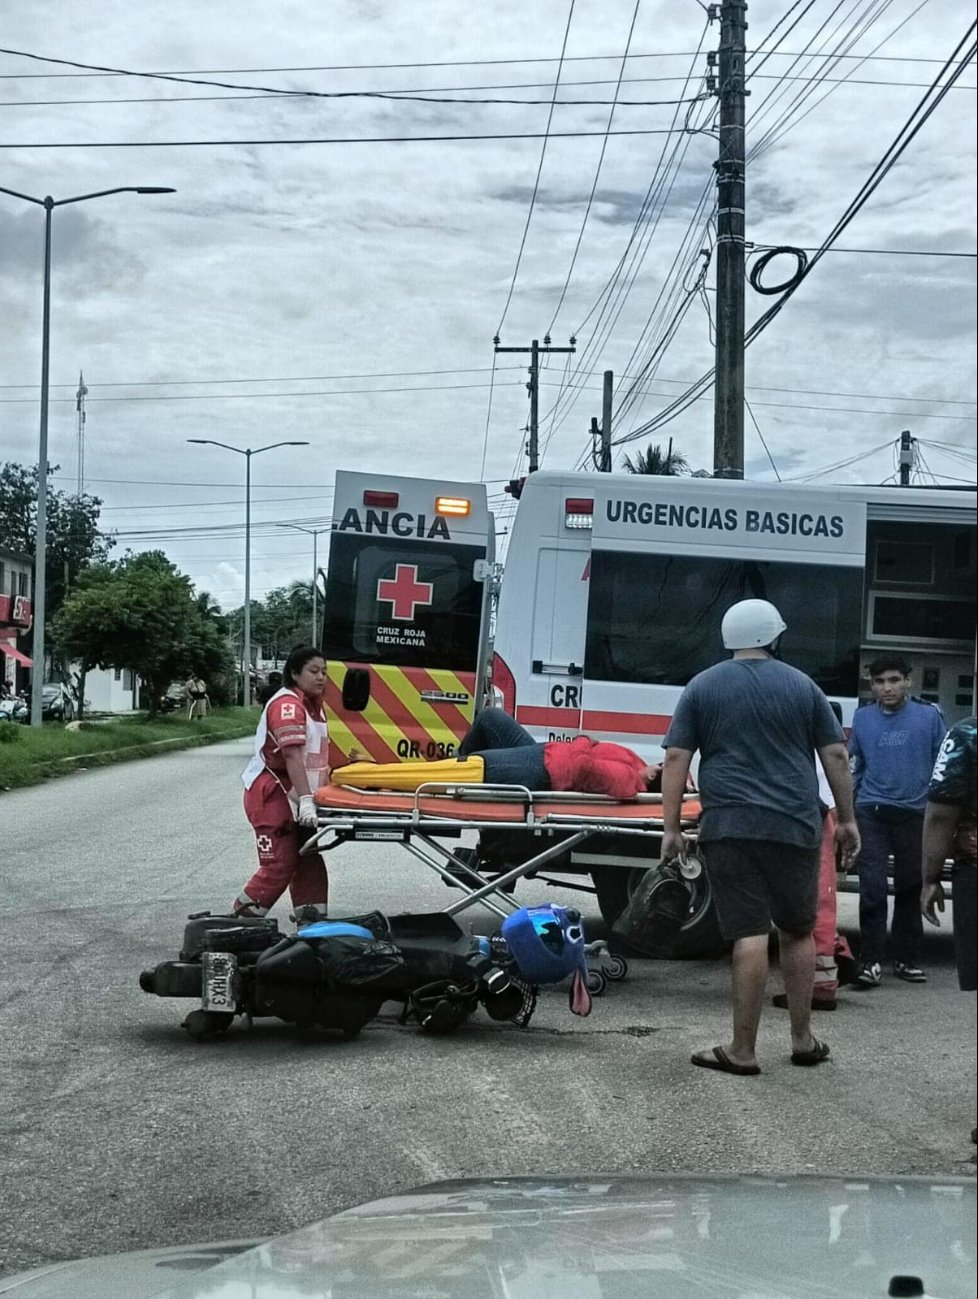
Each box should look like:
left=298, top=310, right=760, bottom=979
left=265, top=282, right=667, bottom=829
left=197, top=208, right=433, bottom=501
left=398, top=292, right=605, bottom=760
left=898, top=429, right=914, bottom=486
left=711, top=0, right=748, bottom=479
left=494, top=335, right=575, bottom=472
left=75, top=371, right=87, bottom=496
left=600, top=370, right=613, bottom=471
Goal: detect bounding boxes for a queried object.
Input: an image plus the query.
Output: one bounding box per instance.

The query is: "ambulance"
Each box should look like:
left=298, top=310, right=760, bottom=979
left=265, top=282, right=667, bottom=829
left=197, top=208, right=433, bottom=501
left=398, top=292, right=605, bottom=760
left=490, top=471, right=976, bottom=943
left=321, top=471, right=495, bottom=771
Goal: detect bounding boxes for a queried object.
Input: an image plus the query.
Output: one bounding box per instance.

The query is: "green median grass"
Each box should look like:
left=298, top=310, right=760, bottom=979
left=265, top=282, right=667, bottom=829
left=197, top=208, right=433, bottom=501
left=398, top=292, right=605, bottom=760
left=0, top=707, right=257, bottom=791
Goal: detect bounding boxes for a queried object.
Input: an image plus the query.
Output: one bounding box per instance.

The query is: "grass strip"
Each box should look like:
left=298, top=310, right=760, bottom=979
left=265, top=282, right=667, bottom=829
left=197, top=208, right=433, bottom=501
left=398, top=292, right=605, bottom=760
left=0, top=708, right=257, bottom=791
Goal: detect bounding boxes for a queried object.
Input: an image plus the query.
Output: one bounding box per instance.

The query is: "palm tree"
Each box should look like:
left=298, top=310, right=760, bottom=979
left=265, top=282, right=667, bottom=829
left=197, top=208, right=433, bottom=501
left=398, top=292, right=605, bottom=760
left=621, top=442, right=689, bottom=476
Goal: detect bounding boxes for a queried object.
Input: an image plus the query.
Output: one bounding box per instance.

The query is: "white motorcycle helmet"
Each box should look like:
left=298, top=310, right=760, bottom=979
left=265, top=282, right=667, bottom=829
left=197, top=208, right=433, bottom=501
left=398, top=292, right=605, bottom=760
left=721, top=598, right=787, bottom=650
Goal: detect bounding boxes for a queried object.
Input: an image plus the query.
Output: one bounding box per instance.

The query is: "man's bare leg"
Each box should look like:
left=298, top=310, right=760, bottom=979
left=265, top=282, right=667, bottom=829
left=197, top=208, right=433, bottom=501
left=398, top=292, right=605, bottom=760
left=726, top=933, right=769, bottom=1065
left=778, top=928, right=817, bottom=1053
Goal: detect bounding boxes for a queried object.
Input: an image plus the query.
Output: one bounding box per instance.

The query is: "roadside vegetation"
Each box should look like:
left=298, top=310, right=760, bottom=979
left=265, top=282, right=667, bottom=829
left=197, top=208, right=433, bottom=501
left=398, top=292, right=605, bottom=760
left=0, top=708, right=255, bottom=791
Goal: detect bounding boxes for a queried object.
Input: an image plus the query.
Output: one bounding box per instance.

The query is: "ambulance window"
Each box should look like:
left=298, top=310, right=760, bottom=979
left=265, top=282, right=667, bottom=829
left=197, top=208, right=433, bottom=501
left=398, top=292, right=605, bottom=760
left=584, top=552, right=862, bottom=695
left=323, top=535, right=484, bottom=670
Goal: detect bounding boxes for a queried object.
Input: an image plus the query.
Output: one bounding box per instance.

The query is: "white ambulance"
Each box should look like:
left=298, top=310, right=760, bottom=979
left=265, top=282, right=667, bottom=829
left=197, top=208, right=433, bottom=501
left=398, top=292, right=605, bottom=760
left=321, top=471, right=495, bottom=772
left=490, top=471, right=976, bottom=946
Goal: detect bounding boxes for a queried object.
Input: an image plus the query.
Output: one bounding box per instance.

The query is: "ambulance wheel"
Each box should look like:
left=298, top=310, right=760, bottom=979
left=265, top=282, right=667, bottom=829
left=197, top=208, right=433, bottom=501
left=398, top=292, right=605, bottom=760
left=604, top=955, right=628, bottom=982
left=594, top=863, right=726, bottom=959
left=182, top=1010, right=234, bottom=1040
left=585, top=968, right=607, bottom=997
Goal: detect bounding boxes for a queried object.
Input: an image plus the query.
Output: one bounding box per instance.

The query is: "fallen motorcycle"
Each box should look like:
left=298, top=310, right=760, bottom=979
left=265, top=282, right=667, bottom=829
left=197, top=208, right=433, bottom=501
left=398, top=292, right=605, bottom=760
left=139, top=904, right=595, bottom=1042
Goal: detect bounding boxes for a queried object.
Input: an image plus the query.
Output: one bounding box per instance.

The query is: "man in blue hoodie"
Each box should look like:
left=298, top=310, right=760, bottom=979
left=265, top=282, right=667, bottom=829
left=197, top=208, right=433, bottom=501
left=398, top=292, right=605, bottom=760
left=849, top=653, right=946, bottom=988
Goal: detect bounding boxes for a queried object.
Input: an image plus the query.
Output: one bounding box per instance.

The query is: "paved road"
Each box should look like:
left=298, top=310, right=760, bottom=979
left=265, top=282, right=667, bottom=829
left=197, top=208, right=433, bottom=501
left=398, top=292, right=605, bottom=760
left=1, top=739, right=974, bottom=1274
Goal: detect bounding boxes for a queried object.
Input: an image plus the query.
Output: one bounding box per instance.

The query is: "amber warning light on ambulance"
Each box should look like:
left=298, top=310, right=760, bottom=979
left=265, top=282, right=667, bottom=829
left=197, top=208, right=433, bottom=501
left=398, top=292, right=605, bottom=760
left=363, top=490, right=399, bottom=508
left=435, top=496, right=472, bottom=517
left=565, top=497, right=594, bottom=529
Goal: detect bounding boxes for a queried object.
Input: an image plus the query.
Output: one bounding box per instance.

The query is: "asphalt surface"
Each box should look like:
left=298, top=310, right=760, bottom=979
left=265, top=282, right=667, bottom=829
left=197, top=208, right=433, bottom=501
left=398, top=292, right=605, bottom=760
left=1, top=738, right=974, bottom=1275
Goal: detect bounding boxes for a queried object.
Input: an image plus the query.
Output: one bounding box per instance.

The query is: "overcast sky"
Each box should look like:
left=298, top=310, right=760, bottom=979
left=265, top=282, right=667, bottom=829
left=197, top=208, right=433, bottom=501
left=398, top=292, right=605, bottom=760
left=1, top=0, right=975, bottom=611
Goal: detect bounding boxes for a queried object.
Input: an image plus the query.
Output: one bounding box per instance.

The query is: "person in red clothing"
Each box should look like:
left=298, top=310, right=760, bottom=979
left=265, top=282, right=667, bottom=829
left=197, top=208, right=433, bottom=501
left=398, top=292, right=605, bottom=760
left=339, top=709, right=659, bottom=797
left=232, top=645, right=331, bottom=920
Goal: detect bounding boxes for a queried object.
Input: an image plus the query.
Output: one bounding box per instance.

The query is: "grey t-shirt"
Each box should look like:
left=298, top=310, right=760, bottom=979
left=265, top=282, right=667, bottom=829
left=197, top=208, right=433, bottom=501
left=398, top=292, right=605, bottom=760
left=664, top=657, right=844, bottom=847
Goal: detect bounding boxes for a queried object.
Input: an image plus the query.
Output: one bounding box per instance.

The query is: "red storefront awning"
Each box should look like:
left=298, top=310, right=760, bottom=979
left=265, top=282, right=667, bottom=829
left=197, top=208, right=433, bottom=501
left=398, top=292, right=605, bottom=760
left=1, top=642, right=32, bottom=666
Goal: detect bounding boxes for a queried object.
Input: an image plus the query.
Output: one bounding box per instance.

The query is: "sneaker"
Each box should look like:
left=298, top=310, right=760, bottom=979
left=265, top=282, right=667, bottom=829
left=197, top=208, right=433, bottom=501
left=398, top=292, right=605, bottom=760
left=893, top=961, right=927, bottom=983
left=852, top=961, right=882, bottom=989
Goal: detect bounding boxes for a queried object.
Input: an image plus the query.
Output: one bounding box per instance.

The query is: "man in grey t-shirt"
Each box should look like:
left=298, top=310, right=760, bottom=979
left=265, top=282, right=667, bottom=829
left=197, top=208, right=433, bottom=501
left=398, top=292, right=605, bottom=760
left=661, top=599, right=859, bottom=1077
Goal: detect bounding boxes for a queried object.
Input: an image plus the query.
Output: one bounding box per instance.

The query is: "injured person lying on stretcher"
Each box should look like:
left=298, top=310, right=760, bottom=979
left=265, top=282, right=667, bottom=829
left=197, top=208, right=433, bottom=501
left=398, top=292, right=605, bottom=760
left=331, top=708, right=662, bottom=798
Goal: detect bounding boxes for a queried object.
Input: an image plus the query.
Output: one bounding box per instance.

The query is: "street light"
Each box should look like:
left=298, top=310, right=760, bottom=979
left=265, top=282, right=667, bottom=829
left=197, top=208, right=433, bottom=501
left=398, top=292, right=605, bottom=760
left=280, top=523, right=330, bottom=643
left=187, top=440, right=310, bottom=706
left=0, top=183, right=176, bottom=728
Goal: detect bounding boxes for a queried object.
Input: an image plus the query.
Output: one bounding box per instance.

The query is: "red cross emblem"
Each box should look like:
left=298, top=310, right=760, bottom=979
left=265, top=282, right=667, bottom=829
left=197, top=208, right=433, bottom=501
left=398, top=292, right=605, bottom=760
left=376, top=564, right=434, bottom=622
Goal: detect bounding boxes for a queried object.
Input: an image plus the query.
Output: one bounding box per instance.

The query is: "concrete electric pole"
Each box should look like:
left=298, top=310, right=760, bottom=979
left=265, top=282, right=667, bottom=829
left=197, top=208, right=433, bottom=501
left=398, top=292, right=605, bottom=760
left=494, top=336, right=576, bottom=472
left=712, top=0, right=748, bottom=479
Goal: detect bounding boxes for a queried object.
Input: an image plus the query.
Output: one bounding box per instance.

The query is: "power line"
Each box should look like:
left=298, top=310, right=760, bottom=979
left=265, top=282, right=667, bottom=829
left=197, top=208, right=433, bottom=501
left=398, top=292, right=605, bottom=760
left=3, top=70, right=972, bottom=107
left=0, top=48, right=968, bottom=79
left=494, top=0, right=577, bottom=336
left=0, top=125, right=697, bottom=149
left=0, top=379, right=526, bottom=404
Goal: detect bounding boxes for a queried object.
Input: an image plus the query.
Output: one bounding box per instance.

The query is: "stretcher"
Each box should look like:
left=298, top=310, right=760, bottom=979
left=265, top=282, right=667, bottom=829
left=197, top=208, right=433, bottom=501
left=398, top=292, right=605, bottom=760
left=306, top=782, right=702, bottom=994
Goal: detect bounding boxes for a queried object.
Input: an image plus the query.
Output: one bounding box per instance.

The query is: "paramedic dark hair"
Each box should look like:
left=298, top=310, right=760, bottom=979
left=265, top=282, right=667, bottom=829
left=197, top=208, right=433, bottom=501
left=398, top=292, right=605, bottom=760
left=866, top=653, right=913, bottom=679
left=282, top=645, right=324, bottom=688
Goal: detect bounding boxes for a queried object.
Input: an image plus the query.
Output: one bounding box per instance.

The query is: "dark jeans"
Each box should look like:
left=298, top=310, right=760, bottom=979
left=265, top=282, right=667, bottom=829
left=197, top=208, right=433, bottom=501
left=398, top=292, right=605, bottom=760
left=855, top=804, right=924, bottom=965
left=458, top=710, right=550, bottom=789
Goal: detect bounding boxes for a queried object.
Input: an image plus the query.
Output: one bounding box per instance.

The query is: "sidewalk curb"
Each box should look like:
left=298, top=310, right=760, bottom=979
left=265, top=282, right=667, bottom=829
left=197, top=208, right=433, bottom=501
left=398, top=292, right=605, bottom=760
left=0, top=725, right=254, bottom=791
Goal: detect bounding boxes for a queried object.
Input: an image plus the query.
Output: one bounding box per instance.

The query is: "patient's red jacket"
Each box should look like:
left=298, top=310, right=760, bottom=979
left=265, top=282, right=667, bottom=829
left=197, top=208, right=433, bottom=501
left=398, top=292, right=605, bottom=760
left=543, top=737, right=647, bottom=798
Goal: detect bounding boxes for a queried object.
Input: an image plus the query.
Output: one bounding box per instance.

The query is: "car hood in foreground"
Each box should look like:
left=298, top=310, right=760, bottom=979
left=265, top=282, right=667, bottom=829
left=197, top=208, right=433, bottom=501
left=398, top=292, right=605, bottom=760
left=2, top=1174, right=974, bottom=1299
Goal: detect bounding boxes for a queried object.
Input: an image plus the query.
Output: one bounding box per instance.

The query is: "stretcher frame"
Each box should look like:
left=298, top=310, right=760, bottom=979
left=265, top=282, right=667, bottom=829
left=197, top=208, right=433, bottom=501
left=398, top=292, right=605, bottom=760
left=304, top=782, right=701, bottom=923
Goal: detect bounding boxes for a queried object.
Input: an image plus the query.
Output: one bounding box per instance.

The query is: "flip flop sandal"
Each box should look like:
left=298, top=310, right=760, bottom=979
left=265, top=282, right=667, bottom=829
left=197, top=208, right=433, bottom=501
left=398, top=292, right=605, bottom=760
left=691, top=1045, right=761, bottom=1076
left=790, top=1037, right=831, bottom=1066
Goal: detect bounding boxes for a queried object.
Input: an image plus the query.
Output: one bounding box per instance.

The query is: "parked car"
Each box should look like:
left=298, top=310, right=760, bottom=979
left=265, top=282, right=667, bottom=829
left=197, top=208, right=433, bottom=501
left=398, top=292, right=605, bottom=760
left=158, top=683, right=186, bottom=714
left=41, top=682, right=75, bottom=722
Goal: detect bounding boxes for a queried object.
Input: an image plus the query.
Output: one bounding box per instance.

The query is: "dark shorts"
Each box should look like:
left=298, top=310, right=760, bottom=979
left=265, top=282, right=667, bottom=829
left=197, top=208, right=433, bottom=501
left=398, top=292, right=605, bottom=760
left=700, top=838, right=820, bottom=940
left=951, top=865, right=977, bottom=992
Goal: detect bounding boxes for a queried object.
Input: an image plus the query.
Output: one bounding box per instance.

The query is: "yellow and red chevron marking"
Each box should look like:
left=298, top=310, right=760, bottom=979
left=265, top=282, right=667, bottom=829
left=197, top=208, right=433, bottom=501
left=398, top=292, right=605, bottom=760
left=325, top=662, right=475, bottom=768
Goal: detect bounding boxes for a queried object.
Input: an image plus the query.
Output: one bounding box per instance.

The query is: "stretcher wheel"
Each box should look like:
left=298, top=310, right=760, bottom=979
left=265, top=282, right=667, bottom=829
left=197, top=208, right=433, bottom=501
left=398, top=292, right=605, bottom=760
left=604, top=955, right=628, bottom=982
left=585, top=968, right=607, bottom=996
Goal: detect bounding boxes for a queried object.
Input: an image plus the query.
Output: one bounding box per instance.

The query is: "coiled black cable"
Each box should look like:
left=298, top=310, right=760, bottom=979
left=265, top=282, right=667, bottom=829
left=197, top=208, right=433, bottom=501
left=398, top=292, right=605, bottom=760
left=748, top=245, right=809, bottom=295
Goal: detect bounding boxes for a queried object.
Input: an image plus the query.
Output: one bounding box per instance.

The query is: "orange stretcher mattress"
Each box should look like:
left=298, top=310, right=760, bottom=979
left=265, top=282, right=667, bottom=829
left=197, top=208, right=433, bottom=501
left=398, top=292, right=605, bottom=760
left=314, top=783, right=702, bottom=825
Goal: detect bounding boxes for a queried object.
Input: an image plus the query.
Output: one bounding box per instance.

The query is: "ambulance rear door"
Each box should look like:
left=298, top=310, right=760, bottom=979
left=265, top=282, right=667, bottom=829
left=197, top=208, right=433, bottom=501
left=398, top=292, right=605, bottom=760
left=492, top=474, right=591, bottom=740
left=322, top=472, right=492, bottom=767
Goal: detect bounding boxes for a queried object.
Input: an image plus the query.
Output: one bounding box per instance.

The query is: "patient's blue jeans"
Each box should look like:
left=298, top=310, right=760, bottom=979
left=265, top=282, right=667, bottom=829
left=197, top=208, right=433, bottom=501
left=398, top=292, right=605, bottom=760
left=458, top=710, right=550, bottom=790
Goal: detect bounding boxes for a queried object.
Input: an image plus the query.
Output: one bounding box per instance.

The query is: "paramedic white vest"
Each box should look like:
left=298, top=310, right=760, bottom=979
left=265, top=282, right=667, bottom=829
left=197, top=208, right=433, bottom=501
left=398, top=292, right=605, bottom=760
left=241, top=687, right=329, bottom=814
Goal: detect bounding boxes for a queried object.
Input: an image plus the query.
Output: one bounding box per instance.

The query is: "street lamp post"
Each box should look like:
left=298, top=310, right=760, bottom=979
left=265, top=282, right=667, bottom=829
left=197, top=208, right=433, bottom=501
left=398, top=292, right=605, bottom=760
left=0, top=184, right=176, bottom=728
left=187, top=440, right=310, bottom=706
left=280, top=523, right=329, bottom=643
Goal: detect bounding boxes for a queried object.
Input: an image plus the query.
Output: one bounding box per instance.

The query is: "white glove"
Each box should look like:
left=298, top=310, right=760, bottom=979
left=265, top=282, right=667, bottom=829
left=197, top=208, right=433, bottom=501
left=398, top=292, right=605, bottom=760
left=297, top=795, right=318, bottom=828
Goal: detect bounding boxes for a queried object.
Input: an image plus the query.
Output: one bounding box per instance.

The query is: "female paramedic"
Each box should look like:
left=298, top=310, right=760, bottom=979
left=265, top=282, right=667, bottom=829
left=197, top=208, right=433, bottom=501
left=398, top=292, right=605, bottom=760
left=335, top=708, right=660, bottom=798
left=232, top=645, right=331, bottom=920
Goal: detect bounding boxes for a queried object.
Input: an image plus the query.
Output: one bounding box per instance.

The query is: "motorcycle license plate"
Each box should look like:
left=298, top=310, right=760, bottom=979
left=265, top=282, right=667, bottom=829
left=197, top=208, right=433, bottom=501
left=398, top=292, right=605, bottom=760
left=201, top=951, right=239, bottom=1011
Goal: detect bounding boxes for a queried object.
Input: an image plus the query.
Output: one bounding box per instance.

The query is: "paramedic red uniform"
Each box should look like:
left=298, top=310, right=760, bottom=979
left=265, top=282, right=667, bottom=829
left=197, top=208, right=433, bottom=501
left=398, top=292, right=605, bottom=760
left=241, top=691, right=329, bottom=910
left=543, top=737, right=649, bottom=799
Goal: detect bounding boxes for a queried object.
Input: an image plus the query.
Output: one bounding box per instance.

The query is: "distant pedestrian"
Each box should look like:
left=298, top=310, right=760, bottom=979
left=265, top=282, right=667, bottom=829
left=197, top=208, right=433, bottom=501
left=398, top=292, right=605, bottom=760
left=185, top=674, right=209, bottom=720
left=921, top=715, right=976, bottom=992
left=661, top=599, right=859, bottom=1076
left=848, top=653, right=946, bottom=989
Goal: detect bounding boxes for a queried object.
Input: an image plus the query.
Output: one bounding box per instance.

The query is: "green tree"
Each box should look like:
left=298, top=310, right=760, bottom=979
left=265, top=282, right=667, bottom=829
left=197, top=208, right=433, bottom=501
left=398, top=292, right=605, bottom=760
left=228, top=580, right=315, bottom=665
left=52, top=551, right=234, bottom=717
left=0, top=461, right=114, bottom=616
left=621, top=442, right=690, bottom=476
